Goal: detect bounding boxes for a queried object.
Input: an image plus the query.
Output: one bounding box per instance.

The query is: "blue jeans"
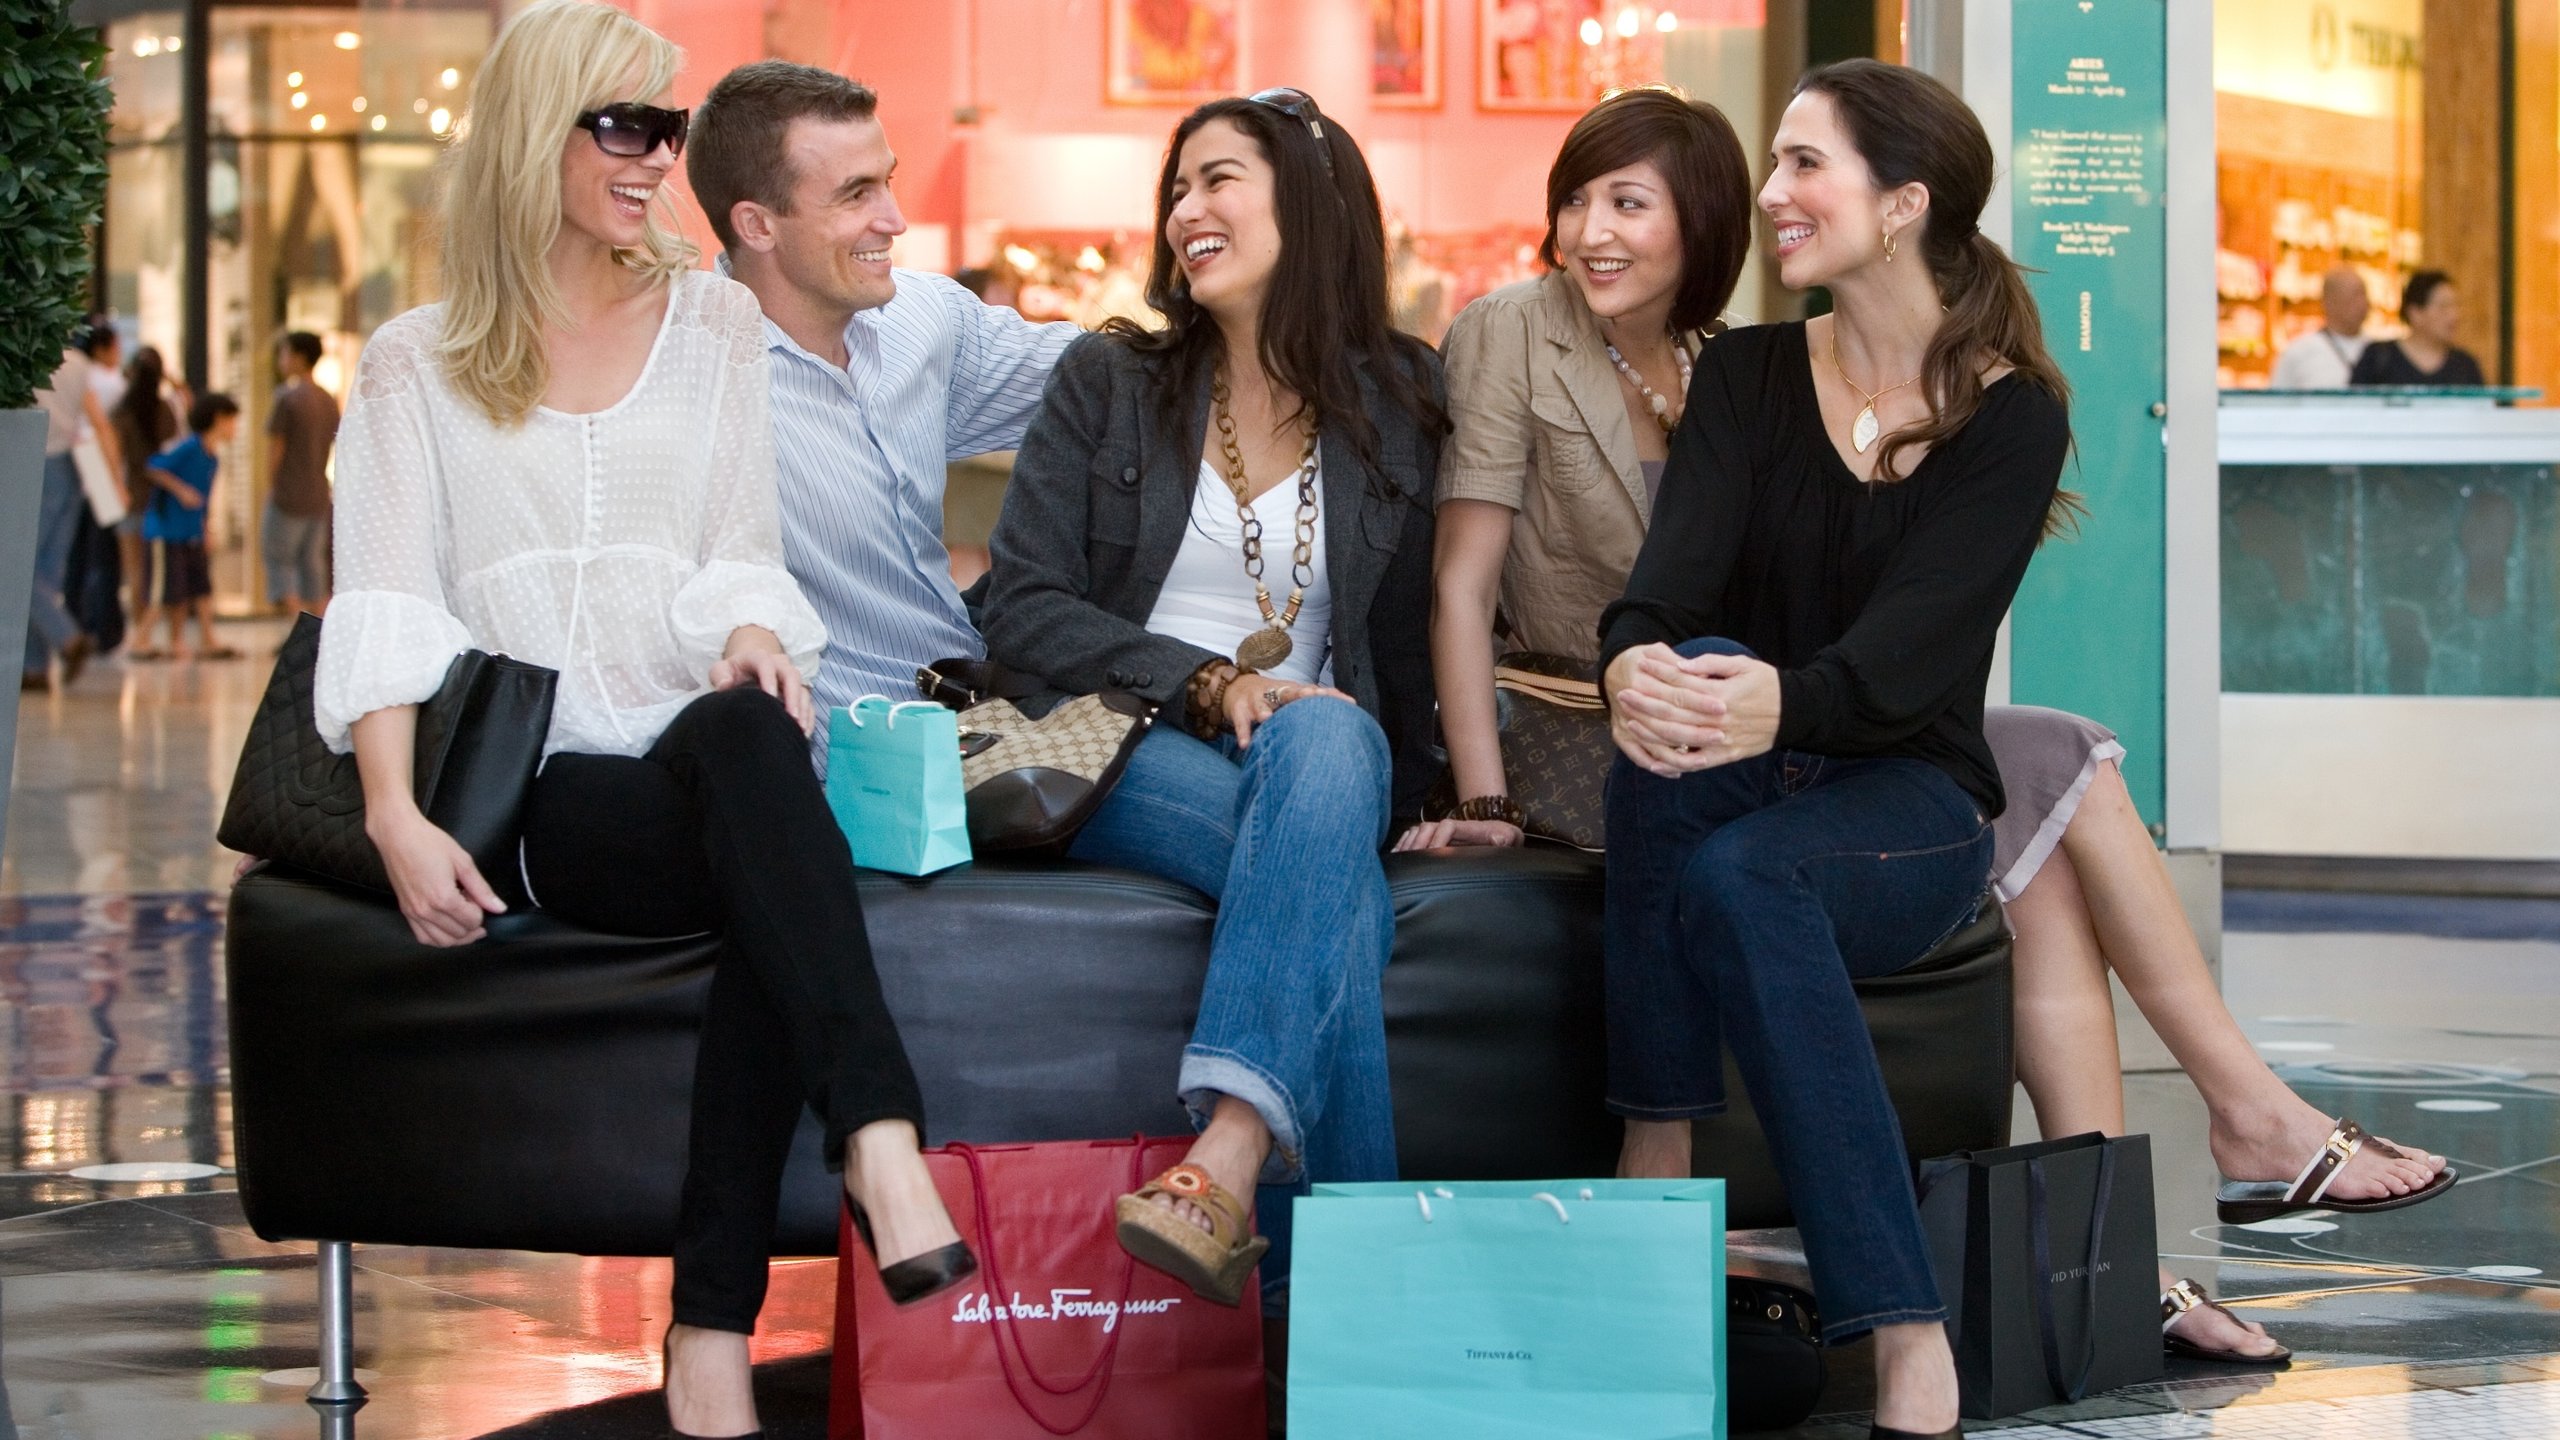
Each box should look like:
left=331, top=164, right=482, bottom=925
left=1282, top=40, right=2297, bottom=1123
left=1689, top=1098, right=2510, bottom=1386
left=1605, top=638, right=1992, bottom=1344
left=1070, top=696, right=1399, bottom=1303
left=23, top=452, right=84, bottom=676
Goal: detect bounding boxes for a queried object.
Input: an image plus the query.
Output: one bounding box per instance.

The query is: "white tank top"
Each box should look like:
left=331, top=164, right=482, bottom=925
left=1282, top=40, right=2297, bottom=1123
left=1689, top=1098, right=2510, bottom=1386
left=1145, top=458, right=1332, bottom=686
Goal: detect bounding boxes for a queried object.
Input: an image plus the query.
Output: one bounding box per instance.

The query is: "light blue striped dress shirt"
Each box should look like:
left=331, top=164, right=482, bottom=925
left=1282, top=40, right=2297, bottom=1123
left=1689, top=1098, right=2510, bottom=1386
left=746, top=265, right=1079, bottom=770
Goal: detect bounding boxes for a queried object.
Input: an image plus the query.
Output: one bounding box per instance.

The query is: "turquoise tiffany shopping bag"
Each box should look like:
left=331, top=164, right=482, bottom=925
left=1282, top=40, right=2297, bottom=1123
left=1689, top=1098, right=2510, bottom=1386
left=1288, top=1179, right=1726, bottom=1440
left=823, top=697, right=972, bottom=876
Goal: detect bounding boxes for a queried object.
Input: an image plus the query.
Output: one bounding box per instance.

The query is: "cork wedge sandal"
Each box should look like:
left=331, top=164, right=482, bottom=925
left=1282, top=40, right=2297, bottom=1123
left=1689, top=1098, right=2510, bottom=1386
left=1113, top=1162, right=1269, bottom=1307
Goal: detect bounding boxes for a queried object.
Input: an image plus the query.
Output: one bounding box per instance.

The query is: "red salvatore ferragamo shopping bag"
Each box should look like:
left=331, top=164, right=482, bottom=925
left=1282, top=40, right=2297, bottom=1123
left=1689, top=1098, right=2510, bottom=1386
left=830, top=1136, right=1267, bottom=1439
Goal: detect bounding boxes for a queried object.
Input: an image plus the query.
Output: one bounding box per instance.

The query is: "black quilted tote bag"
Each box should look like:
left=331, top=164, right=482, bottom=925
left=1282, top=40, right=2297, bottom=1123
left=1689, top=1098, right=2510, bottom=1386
left=218, top=612, right=557, bottom=906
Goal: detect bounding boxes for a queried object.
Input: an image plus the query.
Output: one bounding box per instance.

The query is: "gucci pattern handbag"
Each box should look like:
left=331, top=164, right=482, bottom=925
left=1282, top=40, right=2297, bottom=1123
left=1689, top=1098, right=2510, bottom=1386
left=917, top=658, right=1154, bottom=852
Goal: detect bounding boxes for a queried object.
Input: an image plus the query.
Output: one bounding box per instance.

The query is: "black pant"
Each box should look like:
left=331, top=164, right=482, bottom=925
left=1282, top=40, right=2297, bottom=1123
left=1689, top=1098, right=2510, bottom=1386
left=519, top=686, right=923, bottom=1333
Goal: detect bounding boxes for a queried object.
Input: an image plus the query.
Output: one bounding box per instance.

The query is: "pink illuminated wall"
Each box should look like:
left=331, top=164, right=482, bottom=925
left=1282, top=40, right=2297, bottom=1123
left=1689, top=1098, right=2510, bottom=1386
left=619, top=0, right=1767, bottom=269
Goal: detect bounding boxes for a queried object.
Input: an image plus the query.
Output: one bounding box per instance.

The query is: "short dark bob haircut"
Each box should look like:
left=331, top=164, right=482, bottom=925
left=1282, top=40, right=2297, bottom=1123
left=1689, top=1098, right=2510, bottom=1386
left=1539, top=88, right=1752, bottom=335
left=2401, top=268, right=2453, bottom=313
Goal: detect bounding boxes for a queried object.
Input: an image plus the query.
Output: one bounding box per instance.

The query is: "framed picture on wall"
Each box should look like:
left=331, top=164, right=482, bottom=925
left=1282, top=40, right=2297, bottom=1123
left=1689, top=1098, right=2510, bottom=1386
left=1479, top=0, right=1601, bottom=112
left=1106, top=0, right=1245, bottom=105
left=1374, top=0, right=1441, bottom=108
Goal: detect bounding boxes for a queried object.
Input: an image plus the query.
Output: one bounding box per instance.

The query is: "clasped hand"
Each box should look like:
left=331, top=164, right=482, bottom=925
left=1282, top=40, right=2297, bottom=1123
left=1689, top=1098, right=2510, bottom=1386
left=1605, top=644, right=1781, bottom=777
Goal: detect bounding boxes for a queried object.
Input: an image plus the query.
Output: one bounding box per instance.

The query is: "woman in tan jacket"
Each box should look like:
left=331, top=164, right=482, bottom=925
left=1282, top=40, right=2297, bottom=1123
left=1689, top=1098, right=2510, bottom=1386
left=1399, top=84, right=2447, bottom=1369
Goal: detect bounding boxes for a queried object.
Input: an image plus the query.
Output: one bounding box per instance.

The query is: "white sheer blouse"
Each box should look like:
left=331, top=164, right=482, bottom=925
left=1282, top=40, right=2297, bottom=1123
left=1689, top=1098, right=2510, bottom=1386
left=315, top=269, right=827, bottom=759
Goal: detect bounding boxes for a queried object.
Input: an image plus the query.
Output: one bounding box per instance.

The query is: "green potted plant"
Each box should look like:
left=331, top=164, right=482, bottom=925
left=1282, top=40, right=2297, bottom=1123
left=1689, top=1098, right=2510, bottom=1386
left=0, top=0, right=112, bottom=851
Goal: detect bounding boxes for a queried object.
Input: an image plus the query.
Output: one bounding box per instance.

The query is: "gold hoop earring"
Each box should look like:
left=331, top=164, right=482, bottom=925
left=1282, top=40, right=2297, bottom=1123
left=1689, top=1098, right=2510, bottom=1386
left=1882, top=224, right=1898, bottom=263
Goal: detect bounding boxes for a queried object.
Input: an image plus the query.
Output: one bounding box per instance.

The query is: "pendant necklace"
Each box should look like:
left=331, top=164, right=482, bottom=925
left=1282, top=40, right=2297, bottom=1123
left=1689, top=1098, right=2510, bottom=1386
left=1603, top=335, right=1694, bottom=433
left=1827, top=341, right=1923, bottom=455
left=1212, top=369, right=1319, bottom=674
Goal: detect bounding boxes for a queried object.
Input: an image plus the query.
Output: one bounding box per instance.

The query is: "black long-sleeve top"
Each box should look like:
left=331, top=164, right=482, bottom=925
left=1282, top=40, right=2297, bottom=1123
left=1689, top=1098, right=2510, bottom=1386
left=1597, top=322, right=2070, bottom=817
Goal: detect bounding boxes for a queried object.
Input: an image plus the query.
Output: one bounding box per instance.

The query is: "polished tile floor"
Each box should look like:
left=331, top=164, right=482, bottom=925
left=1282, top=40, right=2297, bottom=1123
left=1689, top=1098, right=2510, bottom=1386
left=5, top=636, right=2559, bottom=1438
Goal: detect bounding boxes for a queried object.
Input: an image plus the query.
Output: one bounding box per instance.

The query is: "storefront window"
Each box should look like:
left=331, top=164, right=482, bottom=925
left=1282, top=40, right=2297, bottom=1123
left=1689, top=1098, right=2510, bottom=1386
left=100, top=5, right=490, bottom=613
left=2212, top=0, right=2425, bottom=388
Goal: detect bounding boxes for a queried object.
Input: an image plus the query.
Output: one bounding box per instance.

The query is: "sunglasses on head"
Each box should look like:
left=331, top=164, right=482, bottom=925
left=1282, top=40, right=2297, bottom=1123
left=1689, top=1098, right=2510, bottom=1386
left=1248, top=87, right=1333, bottom=175
left=576, top=102, right=688, bottom=158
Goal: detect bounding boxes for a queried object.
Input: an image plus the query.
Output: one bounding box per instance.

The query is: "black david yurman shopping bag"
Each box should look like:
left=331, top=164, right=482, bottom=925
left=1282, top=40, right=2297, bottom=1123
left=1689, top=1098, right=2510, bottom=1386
left=1917, top=1131, right=2164, bottom=1419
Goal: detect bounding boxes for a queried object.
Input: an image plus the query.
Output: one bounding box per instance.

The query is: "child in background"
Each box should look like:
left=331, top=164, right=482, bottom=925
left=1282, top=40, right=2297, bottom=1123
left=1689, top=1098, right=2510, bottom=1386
left=134, top=393, right=242, bottom=662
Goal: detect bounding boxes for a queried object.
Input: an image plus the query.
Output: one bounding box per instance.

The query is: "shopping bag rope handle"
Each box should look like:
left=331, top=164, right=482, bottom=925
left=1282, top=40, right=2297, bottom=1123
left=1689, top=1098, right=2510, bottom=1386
left=951, top=1138, right=1146, bottom=1435
left=843, top=696, right=948, bottom=729
left=2027, top=1146, right=2114, bottom=1404
left=1413, top=1188, right=1573, bottom=1223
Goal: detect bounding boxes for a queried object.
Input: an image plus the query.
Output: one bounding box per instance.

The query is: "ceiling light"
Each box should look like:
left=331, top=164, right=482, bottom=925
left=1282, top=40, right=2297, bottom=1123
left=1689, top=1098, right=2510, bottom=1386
left=440, top=67, right=459, bottom=89
left=1656, top=11, right=1678, bottom=32
left=286, top=70, right=303, bottom=87
left=370, top=114, right=387, bottom=132
left=429, top=107, right=451, bottom=135
left=290, top=91, right=309, bottom=109
left=310, top=114, right=327, bottom=132
left=1615, top=7, right=1641, bottom=38
left=131, top=36, right=159, bottom=57
left=1579, top=18, right=1603, bottom=46
left=352, top=96, right=366, bottom=112
left=333, top=31, right=360, bottom=50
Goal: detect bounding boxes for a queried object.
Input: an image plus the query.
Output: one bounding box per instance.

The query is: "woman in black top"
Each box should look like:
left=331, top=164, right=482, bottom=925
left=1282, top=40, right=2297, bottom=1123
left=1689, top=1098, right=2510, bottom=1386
left=1598, top=62, right=2070, bottom=1440
left=2349, top=269, right=2486, bottom=386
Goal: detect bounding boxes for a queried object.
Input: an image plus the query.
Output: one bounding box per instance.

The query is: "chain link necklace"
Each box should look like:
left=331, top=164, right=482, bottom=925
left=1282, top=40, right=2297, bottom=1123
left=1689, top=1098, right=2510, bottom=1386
left=1602, top=334, right=1695, bottom=433
left=1212, top=369, right=1320, bottom=674
left=1827, top=341, right=1924, bottom=455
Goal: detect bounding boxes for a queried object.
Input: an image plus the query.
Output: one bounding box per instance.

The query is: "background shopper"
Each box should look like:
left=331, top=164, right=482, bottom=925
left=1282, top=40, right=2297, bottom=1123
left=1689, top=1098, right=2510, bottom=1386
left=134, top=392, right=241, bottom=662
left=2267, top=266, right=2369, bottom=389
left=264, top=330, right=340, bottom=617
left=2351, top=269, right=2485, bottom=386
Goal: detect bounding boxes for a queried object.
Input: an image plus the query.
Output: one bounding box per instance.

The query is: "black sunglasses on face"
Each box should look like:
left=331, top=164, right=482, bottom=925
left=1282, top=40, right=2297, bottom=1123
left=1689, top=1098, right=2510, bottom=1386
left=576, top=102, right=689, bottom=158
left=1248, top=87, right=1333, bottom=175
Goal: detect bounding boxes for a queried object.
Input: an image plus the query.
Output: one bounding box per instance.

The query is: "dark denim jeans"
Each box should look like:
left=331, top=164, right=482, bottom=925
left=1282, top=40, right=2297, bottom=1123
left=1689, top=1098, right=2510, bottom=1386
left=1604, top=638, right=1992, bottom=1343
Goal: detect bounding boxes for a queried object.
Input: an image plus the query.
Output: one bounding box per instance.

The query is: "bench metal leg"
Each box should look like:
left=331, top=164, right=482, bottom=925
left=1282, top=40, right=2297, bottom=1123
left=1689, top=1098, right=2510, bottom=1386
left=307, top=1241, right=366, bottom=1405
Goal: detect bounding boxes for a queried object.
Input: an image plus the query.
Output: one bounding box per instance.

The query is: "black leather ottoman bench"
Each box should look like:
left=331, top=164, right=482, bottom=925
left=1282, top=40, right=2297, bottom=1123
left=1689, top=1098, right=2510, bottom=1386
left=224, top=846, right=2013, bottom=1401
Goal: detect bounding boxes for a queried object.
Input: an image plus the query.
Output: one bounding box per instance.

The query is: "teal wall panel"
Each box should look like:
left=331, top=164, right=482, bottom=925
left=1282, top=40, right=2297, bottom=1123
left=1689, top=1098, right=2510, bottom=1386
left=2008, top=0, right=2170, bottom=825
left=2222, top=463, right=2560, bottom=695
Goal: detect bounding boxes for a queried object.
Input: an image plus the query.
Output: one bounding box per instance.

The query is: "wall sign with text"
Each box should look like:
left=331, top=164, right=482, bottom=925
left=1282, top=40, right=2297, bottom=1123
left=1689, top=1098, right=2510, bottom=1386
left=2008, top=0, right=2171, bottom=826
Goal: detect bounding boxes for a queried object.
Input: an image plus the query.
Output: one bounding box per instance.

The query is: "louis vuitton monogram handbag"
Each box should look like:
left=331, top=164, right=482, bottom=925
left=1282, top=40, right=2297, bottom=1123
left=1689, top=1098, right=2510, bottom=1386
left=1432, top=651, right=1615, bottom=851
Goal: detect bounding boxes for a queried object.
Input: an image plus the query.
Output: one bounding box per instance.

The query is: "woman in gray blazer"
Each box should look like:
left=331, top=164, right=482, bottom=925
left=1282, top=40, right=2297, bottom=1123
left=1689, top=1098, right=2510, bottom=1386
left=980, top=89, right=1444, bottom=1311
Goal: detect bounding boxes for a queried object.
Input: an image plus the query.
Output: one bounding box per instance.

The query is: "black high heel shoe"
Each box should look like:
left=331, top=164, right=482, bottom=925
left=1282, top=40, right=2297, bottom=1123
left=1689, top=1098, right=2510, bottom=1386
left=850, top=1203, right=980, bottom=1306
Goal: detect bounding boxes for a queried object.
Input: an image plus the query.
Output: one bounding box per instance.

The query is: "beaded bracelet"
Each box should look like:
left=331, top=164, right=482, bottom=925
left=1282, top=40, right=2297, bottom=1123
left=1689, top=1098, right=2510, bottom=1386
left=1185, top=659, right=1240, bottom=739
left=1450, top=794, right=1526, bottom=828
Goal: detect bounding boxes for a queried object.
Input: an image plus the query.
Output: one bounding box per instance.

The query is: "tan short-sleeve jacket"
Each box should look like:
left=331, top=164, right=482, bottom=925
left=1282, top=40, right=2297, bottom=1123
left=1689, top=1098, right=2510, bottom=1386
left=1435, top=270, right=1704, bottom=663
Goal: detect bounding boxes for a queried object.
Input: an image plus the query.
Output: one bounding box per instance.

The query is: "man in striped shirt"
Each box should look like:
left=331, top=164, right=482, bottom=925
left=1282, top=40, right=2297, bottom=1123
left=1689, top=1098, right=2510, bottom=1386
left=692, top=62, right=1080, bottom=764
left=664, top=63, right=1086, bottom=1435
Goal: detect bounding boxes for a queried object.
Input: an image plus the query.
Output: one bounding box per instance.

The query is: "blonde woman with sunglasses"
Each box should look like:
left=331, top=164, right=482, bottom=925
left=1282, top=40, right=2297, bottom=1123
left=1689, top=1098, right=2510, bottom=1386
left=303, top=5, right=972, bottom=1433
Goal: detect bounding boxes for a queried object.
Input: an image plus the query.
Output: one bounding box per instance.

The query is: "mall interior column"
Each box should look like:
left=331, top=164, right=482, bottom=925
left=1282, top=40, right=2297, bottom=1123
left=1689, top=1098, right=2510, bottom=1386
left=2422, top=0, right=2507, bottom=379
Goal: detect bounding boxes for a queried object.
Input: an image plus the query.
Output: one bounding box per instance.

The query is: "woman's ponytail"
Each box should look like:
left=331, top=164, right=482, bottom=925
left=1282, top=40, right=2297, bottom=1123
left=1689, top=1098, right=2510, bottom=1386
left=1799, top=61, right=2082, bottom=539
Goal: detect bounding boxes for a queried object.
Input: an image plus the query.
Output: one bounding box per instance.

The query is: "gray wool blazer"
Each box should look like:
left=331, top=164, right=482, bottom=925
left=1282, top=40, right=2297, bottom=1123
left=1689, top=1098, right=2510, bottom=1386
left=978, top=330, right=1444, bottom=822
